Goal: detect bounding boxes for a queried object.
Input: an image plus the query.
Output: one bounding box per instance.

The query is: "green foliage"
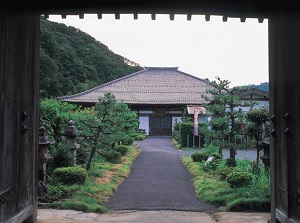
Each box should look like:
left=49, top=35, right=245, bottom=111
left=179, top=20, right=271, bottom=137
left=182, top=157, right=270, bottom=212
left=135, top=129, right=147, bottom=141
left=203, top=144, right=220, bottom=156
left=80, top=93, right=139, bottom=170
left=202, top=76, right=254, bottom=161
left=245, top=106, right=269, bottom=170
left=52, top=166, right=88, bottom=185
left=114, top=145, right=129, bottom=156
left=225, top=157, right=237, bottom=167
left=246, top=107, right=269, bottom=135
left=41, top=145, right=140, bottom=213
left=217, top=167, right=235, bottom=180
left=46, top=141, right=73, bottom=176
left=178, top=122, right=207, bottom=147
left=40, top=17, right=143, bottom=98
left=101, top=150, right=122, bottom=163
left=226, top=170, right=253, bottom=188
left=39, top=98, right=78, bottom=142
left=191, top=152, right=208, bottom=162
left=38, top=184, right=79, bottom=203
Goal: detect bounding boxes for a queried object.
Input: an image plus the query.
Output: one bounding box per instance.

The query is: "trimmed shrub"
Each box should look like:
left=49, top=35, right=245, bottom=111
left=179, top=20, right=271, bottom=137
left=114, top=145, right=129, bottom=156
left=191, top=152, right=209, bottom=162
left=121, top=137, right=134, bottom=145
left=101, top=150, right=122, bottom=163
left=226, top=170, right=253, bottom=188
left=52, top=166, right=87, bottom=185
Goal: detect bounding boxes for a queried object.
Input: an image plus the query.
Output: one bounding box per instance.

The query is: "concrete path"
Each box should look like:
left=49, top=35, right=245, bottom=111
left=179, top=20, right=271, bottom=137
left=104, top=136, right=217, bottom=211
left=37, top=209, right=271, bottom=223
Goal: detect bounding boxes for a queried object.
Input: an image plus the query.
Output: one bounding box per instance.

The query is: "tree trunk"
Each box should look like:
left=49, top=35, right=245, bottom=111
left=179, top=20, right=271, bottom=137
left=86, top=138, right=98, bottom=170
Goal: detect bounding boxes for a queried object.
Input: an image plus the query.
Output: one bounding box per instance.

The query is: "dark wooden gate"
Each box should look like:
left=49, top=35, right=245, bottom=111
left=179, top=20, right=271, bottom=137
left=0, top=13, right=39, bottom=223
left=149, top=116, right=172, bottom=136
left=269, top=16, right=300, bottom=223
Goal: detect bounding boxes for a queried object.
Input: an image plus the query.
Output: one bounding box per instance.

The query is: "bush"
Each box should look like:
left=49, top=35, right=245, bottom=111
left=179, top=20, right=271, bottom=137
left=210, top=152, right=222, bottom=160
left=191, top=152, right=209, bottom=162
left=38, top=183, right=79, bottom=203
left=120, top=137, right=134, bottom=145
left=101, top=150, right=122, bottom=163
left=226, top=170, right=253, bottom=188
left=47, top=141, right=73, bottom=176
left=203, top=144, right=219, bottom=156
left=217, top=167, right=235, bottom=180
left=114, top=145, right=129, bottom=156
left=52, top=166, right=88, bottom=185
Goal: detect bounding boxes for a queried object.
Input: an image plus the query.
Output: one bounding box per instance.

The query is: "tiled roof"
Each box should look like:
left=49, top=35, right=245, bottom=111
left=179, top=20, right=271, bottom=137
left=237, top=87, right=269, bottom=99
left=58, top=67, right=213, bottom=105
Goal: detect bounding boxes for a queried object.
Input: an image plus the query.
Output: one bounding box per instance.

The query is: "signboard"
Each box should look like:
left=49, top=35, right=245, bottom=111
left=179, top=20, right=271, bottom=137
left=192, top=106, right=206, bottom=136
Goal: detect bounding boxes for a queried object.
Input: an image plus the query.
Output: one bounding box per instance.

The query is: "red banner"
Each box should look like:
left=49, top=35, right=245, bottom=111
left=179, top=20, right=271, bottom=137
left=194, top=107, right=200, bottom=136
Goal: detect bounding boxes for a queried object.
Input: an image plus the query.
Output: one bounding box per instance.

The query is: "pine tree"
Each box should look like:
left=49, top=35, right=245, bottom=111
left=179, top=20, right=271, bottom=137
left=81, top=93, right=139, bottom=170
left=202, top=76, right=253, bottom=165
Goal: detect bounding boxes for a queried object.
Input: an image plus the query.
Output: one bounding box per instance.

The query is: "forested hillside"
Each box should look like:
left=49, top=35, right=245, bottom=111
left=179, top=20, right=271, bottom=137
left=40, top=16, right=143, bottom=98
left=251, top=82, right=269, bottom=92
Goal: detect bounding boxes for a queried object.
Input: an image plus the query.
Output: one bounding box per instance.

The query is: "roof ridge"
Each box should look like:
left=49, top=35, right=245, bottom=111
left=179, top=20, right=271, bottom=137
left=144, top=66, right=179, bottom=70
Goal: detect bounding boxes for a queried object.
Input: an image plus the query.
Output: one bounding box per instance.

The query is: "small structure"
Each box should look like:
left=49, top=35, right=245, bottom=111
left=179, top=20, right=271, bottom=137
left=62, top=120, right=80, bottom=165
left=237, top=87, right=269, bottom=113
left=38, top=127, right=54, bottom=184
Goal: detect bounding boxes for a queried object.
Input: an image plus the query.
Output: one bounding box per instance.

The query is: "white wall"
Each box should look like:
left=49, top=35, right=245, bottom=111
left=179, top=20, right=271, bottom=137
left=139, top=116, right=149, bottom=135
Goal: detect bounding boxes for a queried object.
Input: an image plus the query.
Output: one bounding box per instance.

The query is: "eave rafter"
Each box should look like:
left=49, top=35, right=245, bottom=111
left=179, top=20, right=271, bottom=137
left=5, top=0, right=300, bottom=21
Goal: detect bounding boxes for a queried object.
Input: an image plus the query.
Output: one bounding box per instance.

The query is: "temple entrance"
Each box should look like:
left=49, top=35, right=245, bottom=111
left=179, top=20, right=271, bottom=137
left=149, top=116, right=172, bottom=136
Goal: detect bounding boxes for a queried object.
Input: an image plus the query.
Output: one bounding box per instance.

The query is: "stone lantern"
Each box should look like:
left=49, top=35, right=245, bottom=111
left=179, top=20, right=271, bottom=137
left=62, top=120, right=80, bottom=166
left=38, top=126, right=54, bottom=184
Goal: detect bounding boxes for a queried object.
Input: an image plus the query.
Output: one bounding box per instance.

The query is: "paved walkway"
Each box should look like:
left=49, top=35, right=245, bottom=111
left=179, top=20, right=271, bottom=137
left=104, top=136, right=217, bottom=211
left=37, top=209, right=271, bottom=223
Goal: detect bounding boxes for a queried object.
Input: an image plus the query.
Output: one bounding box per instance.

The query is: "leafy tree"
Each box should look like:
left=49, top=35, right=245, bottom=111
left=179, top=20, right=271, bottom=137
left=202, top=76, right=253, bottom=166
left=245, top=106, right=269, bottom=171
left=39, top=98, right=79, bottom=142
left=79, top=93, right=139, bottom=170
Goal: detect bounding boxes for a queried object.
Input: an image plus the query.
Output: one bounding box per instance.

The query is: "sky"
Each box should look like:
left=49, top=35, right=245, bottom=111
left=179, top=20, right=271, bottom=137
left=48, top=14, right=269, bottom=87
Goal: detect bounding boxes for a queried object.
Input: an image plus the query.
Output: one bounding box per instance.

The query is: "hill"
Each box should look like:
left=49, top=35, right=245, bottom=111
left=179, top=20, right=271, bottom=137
left=40, top=16, right=143, bottom=98
left=251, top=82, right=269, bottom=92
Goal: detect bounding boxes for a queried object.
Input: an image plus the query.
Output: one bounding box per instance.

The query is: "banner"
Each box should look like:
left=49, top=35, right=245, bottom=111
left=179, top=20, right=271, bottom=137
left=194, top=107, right=200, bottom=136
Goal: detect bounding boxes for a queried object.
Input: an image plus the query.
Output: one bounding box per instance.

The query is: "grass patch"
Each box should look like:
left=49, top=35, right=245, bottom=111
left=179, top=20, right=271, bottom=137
left=41, top=145, right=140, bottom=213
left=181, top=156, right=270, bottom=212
